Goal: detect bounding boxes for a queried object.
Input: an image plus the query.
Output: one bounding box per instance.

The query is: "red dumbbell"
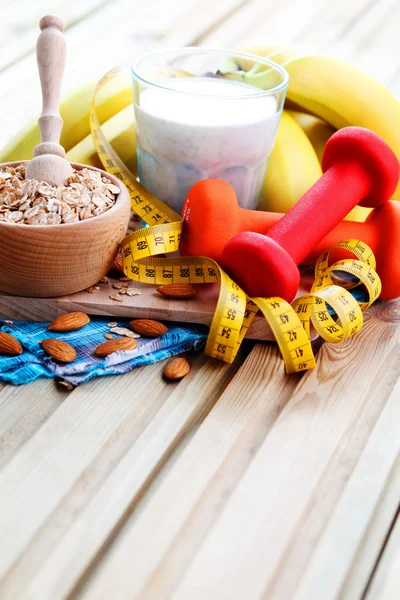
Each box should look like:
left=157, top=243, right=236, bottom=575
left=220, top=127, right=400, bottom=300
left=180, top=180, right=400, bottom=301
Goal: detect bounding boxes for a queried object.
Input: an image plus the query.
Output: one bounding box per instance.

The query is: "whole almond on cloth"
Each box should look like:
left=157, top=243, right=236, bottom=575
left=0, top=332, right=22, bottom=356
left=129, top=319, right=168, bottom=337
left=163, top=357, right=190, bottom=380
left=40, top=339, right=77, bottom=363
left=156, top=284, right=198, bottom=299
left=49, top=312, right=90, bottom=332
left=94, top=337, right=137, bottom=357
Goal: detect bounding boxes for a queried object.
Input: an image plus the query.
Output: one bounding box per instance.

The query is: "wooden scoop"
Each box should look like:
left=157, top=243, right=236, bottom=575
left=25, top=15, right=73, bottom=185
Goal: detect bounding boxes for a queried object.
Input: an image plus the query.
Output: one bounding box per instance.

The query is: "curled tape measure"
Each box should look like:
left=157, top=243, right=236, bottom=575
left=90, top=68, right=381, bottom=373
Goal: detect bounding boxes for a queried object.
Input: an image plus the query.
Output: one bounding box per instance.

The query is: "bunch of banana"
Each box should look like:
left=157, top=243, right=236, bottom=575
left=0, top=74, right=133, bottom=163
left=241, top=44, right=400, bottom=210
left=1, top=46, right=398, bottom=225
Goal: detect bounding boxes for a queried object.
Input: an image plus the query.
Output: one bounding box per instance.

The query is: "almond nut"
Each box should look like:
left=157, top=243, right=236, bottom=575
left=94, top=336, right=137, bottom=357
left=48, top=312, right=90, bottom=332
left=163, top=357, right=190, bottom=380
left=156, top=284, right=198, bottom=299
left=0, top=332, right=22, bottom=356
left=129, top=319, right=168, bottom=337
left=40, top=339, right=77, bottom=363
left=113, top=252, right=124, bottom=273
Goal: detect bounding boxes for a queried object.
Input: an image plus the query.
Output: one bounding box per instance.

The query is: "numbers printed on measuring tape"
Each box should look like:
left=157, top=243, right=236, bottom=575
left=90, top=69, right=381, bottom=374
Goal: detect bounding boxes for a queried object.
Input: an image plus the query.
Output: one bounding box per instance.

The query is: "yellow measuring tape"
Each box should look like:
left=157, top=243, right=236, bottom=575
left=89, top=68, right=381, bottom=373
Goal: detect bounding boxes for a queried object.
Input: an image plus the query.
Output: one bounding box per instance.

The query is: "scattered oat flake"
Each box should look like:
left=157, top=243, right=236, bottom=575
left=109, top=294, right=123, bottom=302
left=104, top=333, right=113, bottom=339
left=119, top=288, right=127, bottom=295
left=107, top=321, right=118, bottom=327
left=119, top=276, right=131, bottom=282
left=112, top=283, right=123, bottom=290
left=86, top=285, right=100, bottom=293
left=100, top=276, right=110, bottom=284
left=110, top=327, right=140, bottom=338
left=126, top=289, right=142, bottom=296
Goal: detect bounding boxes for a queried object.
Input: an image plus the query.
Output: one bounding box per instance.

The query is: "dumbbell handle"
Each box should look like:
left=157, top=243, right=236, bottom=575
left=182, top=192, right=377, bottom=263
left=268, top=161, right=370, bottom=264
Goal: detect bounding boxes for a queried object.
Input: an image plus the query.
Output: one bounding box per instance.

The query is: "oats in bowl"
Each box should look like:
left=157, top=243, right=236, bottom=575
left=0, top=163, right=120, bottom=225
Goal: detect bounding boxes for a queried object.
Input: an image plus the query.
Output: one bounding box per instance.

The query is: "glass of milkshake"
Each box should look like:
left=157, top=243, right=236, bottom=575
left=131, top=48, right=289, bottom=213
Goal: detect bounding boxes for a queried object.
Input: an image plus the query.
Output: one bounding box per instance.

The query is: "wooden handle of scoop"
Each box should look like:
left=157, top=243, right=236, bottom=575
left=36, top=15, right=66, bottom=145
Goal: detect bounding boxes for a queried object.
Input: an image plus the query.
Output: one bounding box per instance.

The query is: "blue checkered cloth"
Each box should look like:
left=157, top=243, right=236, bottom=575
left=0, top=318, right=207, bottom=387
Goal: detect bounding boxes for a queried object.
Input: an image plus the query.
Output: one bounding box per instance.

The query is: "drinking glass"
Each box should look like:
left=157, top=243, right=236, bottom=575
left=132, top=47, right=289, bottom=213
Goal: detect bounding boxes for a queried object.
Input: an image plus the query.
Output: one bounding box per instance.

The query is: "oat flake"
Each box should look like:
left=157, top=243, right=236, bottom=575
left=0, top=163, right=119, bottom=225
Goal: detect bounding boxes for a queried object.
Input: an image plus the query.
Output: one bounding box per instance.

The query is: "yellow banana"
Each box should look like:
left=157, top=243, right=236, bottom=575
left=239, top=47, right=400, bottom=198
left=288, top=110, right=369, bottom=221
left=260, top=110, right=322, bottom=212
left=238, top=44, right=303, bottom=67
left=67, top=105, right=137, bottom=175
left=285, top=56, right=400, bottom=198
left=287, top=110, right=334, bottom=163
left=0, top=75, right=132, bottom=163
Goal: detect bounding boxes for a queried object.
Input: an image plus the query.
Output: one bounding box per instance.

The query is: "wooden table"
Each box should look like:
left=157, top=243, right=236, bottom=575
left=0, top=1, right=400, bottom=598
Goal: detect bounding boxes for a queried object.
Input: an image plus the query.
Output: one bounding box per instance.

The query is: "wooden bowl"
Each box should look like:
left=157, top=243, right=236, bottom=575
left=0, top=162, right=131, bottom=297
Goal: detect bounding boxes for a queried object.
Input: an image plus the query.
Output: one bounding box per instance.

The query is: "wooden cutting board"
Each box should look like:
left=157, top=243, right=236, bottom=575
left=0, top=268, right=316, bottom=341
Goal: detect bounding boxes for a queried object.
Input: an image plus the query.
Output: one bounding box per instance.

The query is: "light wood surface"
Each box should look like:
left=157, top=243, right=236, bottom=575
left=0, top=2, right=400, bottom=600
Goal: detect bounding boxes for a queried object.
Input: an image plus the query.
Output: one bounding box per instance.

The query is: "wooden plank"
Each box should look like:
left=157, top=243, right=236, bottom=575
left=0, top=272, right=316, bottom=342
left=328, top=0, right=400, bottom=87
left=71, top=343, right=301, bottom=599
left=169, top=302, right=400, bottom=600
left=364, top=492, right=400, bottom=599
left=0, top=352, right=242, bottom=599
left=200, top=0, right=399, bottom=89
left=0, top=379, right=63, bottom=470
left=388, top=69, right=400, bottom=99
left=0, top=0, right=246, bottom=149
left=280, top=375, right=400, bottom=600
left=200, top=0, right=369, bottom=50
left=291, top=0, right=378, bottom=51
left=342, top=453, right=400, bottom=599
left=0, top=0, right=113, bottom=72
left=74, top=299, right=400, bottom=599
left=0, top=358, right=173, bottom=581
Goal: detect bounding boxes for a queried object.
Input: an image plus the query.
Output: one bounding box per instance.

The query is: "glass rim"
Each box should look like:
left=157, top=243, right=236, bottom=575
left=131, top=47, right=289, bottom=99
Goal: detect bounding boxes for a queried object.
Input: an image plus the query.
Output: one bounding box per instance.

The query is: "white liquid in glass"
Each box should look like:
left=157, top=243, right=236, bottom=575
left=135, top=77, right=281, bottom=212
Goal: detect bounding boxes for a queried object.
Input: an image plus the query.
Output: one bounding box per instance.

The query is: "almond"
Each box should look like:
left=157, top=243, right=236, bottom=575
left=129, top=319, right=168, bottom=337
left=163, top=357, right=190, bottom=380
left=113, top=252, right=124, bottom=273
left=48, top=312, right=90, bottom=332
left=40, top=339, right=77, bottom=363
left=0, top=332, right=22, bottom=356
left=94, top=336, right=137, bottom=357
left=156, top=284, right=198, bottom=299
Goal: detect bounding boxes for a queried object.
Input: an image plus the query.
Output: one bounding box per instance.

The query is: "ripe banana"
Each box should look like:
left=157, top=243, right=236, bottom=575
left=0, top=75, right=132, bottom=163
left=239, top=47, right=400, bottom=198
left=67, top=105, right=137, bottom=175
left=288, top=110, right=369, bottom=222
left=238, top=44, right=306, bottom=68
left=260, top=110, right=322, bottom=212
left=287, top=110, right=334, bottom=163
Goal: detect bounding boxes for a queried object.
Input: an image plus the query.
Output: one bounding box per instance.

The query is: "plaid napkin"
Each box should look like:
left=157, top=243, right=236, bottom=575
left=0, top=317, right=207, bottom=387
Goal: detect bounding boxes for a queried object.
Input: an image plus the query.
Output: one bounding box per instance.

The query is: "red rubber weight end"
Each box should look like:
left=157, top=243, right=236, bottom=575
left=221, top=232, right=300, bottom=301
left=180, top=179, right=241, bottom=258
left=322, top=127, right=400, bottom=208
